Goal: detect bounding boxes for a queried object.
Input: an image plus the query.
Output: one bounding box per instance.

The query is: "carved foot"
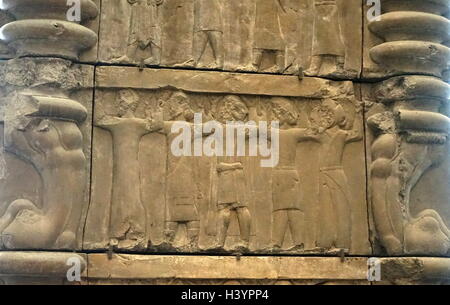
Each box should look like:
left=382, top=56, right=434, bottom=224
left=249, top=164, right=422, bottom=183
left=382, top=235, right=404, bottom=256
left=233, top=241, right=250, bottom=252
left=270, top=243, right=282, bottom=251
left=173, top=59, right=195, bottom=68
left=206, top=243, right=225, bottom=252
left=110, top=55, right=132, bottom=64
left=143, top=57, right=160, bottom=66
left=286, top=243, right=305, bottom=252
left=250, top=63, right=260, bottom=73
left=304, top=66, right=320, bottom=76
left=264, top=65, right=283, bottom=74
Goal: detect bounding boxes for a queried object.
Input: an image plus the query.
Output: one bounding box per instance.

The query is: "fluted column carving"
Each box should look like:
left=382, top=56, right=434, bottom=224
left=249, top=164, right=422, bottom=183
left=0, top=0, right=97, bottom=250
left=368, top=0, right=450, bottom=255
left=0, top=0, right=98, bottom=60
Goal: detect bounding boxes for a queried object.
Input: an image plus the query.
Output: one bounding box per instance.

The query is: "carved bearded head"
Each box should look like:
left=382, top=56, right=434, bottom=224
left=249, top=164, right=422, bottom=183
left=310, top=99, right=347, bottom=130
left=165, top=91, right=194, bottom=122
left=117, top=89, right=139, bottom=118
left=219, top=95, right=248, bottom=122
left=271, top=97, right=298, bottom=126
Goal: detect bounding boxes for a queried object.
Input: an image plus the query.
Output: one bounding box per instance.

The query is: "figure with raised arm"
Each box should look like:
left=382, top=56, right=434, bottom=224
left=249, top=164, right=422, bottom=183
left=96, top=89, right=160, bottom=249
left=209, top=95, right=252, bottom=250
left=310, top=99, right=362, bottom=252
left=269, top=97, right=318, bottom=249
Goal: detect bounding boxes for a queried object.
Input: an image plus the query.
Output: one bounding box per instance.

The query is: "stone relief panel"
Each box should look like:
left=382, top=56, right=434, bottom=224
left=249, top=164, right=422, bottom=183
left=364, top=76, right=450, bottom=256
left=0, top=58, right=93, bottom=250
left=84, top=66, right=370, bottom=255
left=98, top=0, right=362, bottom=78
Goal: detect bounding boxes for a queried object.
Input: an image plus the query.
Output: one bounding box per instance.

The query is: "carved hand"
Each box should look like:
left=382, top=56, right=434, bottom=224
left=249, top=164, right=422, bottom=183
left=314, top=127, right=325, bottom=134
left=147, top=111, right=164, bottom=132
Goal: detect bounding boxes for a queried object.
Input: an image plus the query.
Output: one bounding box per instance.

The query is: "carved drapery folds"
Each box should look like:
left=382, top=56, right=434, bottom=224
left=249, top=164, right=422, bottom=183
left=0, top=0, right=98, bottom=250
left=368, top=0, right=450, bottom=256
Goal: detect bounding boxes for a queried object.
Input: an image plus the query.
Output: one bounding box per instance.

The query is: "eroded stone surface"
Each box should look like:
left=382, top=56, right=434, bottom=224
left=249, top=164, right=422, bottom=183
left=87, top=254, right=369, bottom=282
left=1, top=253, right=450, bottom=285
left=364, top=0, right=450, bottom=79
left=0, top=58, right=93, bottom=250
left=0, top=0, right=100, bottom=62
left=0, top=11, right=14, bottom=59
left=98, top=0, right=362, bottom=79
left=363, top=76, right=450, bottom=256
left=0, top=0, right=449, bottom=287
left=84, top=66, right=370, bottom=255
left=0, top=251, right=87, bottom=285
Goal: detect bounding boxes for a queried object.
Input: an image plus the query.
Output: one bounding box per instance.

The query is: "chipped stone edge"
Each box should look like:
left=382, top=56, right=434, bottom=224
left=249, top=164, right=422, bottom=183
left=95, top=66, right=352, bottom=98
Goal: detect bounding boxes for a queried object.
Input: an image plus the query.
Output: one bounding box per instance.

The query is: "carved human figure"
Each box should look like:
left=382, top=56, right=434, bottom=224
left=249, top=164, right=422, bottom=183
left=162, top=0, right=195, bottom=66
left=310, top=99, right=362, bottom=252
left=225, top=1, right=252, bottom=70
left=156, top=91, right=201, bottom=247
left=305, top=0, right=345, bottom=75
left=269, top=97, right=317, bottom=249
left=97, top=90, right=158, bottom=249
left=112, top=0, right=163, bottom=65
left=210, top=95, right=252, bottom=250
left=193, top=0, right=224, bottom=68
left=0, top=93, right=87, bottom=249
left=253, top=0, right=286, bottom=73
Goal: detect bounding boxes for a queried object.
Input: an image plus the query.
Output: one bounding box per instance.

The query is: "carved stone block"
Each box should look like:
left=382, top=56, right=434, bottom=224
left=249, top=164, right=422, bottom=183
left=86, top=254, right=370, bottom=285
left=363, top=0, right=450, bottom=79
left=97, top=0, right=362, bottom=79
left=0, top=58, right=93, bottom=250
left=0, top=0, right=100, bottom=62
left=0, top=0, right=450, bottom=287
left=0, top=252, right=87, bottom=285
left=84, top=66, right=370, bottom=255
left=363, top=76, right=450, bottom=256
